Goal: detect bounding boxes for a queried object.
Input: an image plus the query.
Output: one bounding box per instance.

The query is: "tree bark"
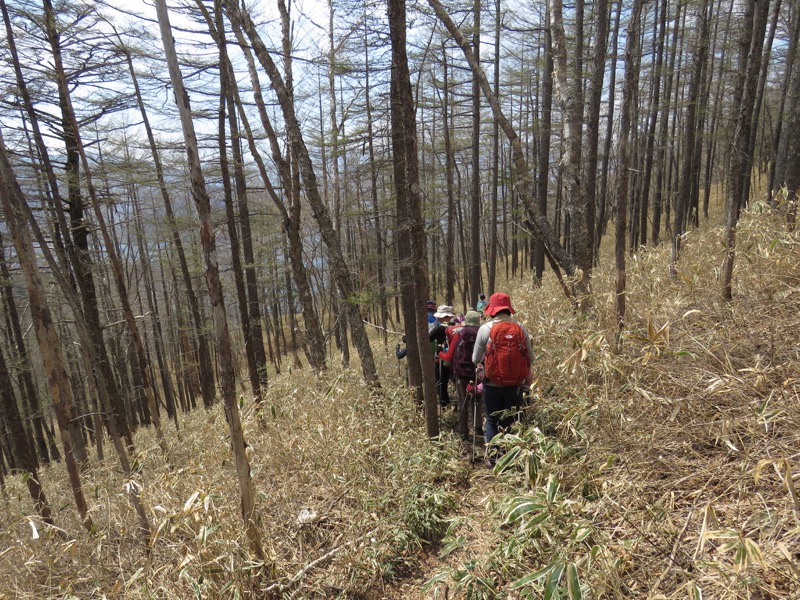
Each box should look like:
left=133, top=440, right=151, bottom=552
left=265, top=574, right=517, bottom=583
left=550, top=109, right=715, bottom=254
left=226, top=0, right=379, bottom=388
left=615, top=0, right=644, bottom=339
left=469, top=0, right=482, bottom=305
left=722, top=0, right=771, bottom=299
left=550, top=0, right=590, bottom=291
left=118, top=36, right=216, bottom=411
left=388, top=0, right=439, bottom=436
left=670, top=0, right=712, bottom=275
left=155, top=0, right=264, bottom=559
left=428, top=0, right=585, bottom=301
left=0, top=134, right=94, bottom=533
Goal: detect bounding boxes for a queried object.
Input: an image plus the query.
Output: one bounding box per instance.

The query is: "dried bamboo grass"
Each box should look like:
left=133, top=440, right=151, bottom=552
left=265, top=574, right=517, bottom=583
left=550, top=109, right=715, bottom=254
left=0, top=205, right=798, bottom=599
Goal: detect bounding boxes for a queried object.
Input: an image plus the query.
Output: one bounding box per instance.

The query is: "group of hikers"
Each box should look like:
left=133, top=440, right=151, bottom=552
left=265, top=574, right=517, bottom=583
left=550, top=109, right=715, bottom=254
left=397, top=292, right=533, bottom=467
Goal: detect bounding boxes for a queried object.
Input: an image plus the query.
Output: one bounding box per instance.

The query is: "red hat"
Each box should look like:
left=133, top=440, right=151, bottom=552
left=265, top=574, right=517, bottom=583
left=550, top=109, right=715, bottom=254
left=484, top=292, right=515, bottom=317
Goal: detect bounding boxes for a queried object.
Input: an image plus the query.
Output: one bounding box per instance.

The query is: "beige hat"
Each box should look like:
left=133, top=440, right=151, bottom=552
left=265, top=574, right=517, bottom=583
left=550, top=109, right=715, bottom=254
left=464, top=310, right=481, bottom=326
left=433, top=305, right=455, bottom=319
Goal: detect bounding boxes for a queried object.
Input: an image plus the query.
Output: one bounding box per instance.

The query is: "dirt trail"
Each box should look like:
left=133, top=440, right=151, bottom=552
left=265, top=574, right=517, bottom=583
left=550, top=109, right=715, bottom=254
left=380, top=458, right=506, bottom=599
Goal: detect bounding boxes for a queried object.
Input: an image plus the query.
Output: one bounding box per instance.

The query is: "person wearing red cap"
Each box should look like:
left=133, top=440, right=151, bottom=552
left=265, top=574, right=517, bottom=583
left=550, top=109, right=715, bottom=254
left=472, top=292, right=533, bottom=467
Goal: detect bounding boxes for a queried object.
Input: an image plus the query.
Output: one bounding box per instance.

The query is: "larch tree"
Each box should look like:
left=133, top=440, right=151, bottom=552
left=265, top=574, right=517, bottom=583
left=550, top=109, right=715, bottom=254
left=154, top=0, right=265, bottom=560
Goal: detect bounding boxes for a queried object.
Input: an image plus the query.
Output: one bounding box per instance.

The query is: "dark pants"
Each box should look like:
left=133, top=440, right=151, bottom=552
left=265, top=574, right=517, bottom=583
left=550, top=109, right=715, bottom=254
left=435, top=360, right=451, bottom=406
left=483, top=384, right=523, bottom=461
left=455, top=377, right=483, bottom=437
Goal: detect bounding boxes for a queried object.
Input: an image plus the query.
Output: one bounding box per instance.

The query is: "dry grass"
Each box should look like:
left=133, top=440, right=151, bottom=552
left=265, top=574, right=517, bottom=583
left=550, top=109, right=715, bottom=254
left=1, top=205, right=799, bottom=599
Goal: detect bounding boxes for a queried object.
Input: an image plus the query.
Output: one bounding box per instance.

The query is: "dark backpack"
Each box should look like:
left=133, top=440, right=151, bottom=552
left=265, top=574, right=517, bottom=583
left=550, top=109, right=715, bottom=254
left=453, top=326, right=479, bottom=381
left=484, top=321, right=529, bottom=387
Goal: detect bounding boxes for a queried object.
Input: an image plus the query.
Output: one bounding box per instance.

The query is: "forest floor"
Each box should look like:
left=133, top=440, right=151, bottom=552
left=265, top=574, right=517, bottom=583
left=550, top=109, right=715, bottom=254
left=1, top=205, right=799, bottom=599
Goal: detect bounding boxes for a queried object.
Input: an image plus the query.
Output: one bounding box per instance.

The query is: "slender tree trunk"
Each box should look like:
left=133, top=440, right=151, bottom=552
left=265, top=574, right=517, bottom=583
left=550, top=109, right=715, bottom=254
left=597, top=0, right=622, bottom=256
left=615, top=0, right=644, bottom=340
left=652, top=0, right=681, bottom=245
left=0, top=342, right=53, bottom=525
left=429, top=0, right=585, bottom=302
left=550, top=0, right=590, bottom=295
left=670, top=0, right=712, bottom=275
left=388, top=0, right=439, bottom=436
left=639, top=0, right=666, bottom=247
left=441, top=46, right=457, bottom=306
left=0, top=235, right=50, bottom=463
left=535, top=20, right=554, bottom=280
left=469, top=0, right=482, bottom=305
left=155, top=0, right=264, bottom=559
left=488, top=0, right=501, bottom=294
left=43, top=0, right=167, bottom=453
left=226, top=0, right=379, bottom=388
left=363, top=9, right=389, bottom=340
left=770, top=8, right=800, bottom=202
left=722, top=0, right=771, bottom=299
left=584, top=0, right=609, bottom=258
left=0, top=134, right=94, bottom=533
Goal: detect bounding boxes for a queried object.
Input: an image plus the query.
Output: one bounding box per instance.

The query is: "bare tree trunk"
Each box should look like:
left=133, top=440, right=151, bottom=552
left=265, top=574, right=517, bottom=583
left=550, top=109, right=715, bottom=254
left=224, top=25, right=327, bottom=374
left=0, top=234, right=50, bottom=463
left=363, top=10, right=389, bottom=341
left=155, top=0, right=264, bottom=559
left=770, top=7, right=800, bottom=202
left=597, top=0, right=622, bottom=254
left=487, top=0, right=501, bottom=294
left=670, top=0, right=712, bottom=275
left=779, top=43, right=800, bottom=229
left=42, top=0, right=167, bottom=453
left=0, top=135, right=94, bottom=533
left=388, top=0, right=439, bottom=436
left=119, top=40, right=215, bottom=411
left=0, top=342, right=53, bottom=525
left=550, top=0, right=590, bottom=293
left=428, top=0, right=586, bottom=302
left=615, top=0, right=644, bottom=340
left=226, top=0, right=379, bottom=388
left=441, top=45, right=457, bottom=306
left=638, top=0, right=666, bottom=247
left=722, top=0, right=771, bottom=299
left=469, top=0, right=482, bottom=305
left=535, top=19, right=554, bottom=281
left=584, top=0, right=609, bottom=257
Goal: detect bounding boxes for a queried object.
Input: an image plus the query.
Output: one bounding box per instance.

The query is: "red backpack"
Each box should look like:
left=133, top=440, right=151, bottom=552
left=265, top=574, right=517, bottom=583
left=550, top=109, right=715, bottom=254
left=484, top=321, right=529, bottom=387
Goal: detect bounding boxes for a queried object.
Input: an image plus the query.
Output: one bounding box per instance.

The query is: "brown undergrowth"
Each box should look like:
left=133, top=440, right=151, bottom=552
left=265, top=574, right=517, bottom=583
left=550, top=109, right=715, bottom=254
left=0, top=206, right=798, bottom=599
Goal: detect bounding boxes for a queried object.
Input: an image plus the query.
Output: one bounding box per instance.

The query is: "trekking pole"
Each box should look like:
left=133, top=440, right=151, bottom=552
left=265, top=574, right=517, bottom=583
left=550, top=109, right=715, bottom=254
left=471, top=373, right=478, bottom=462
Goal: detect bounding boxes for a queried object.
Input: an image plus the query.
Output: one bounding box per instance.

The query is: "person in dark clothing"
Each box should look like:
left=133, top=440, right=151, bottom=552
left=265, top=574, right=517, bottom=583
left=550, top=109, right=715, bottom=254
left=429, top=304, right=455, bottom=407
left=395, top=335, right=407, bottom=360
left=439, top=310, right=483, bottom=438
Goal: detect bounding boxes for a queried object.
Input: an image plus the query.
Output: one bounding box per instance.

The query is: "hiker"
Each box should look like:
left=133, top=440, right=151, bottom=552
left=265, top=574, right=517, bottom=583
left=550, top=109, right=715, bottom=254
left=439, top=310, right=483, bottom=439
left=476, top=293, right=488, bottom=315
left=472, top=292, right=533, bottom=467
left=429, top=304, right=455, bottom=407
left=426, top=300, right=437, bottom=331
left=395, top=335, right=407, bottom=360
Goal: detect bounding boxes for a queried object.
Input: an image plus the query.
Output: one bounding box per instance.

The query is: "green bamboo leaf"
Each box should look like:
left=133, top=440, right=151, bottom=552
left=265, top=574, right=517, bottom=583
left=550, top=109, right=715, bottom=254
left=566, top=562, right=582, bottom=600
left=688, top=581, right=703, bottom=600
left=547, top=475, right=560, bottom=503
left=543, top=562, right=564, bottom=600
left=495, top=446, right=522, bottom=472
left=504, top=497, right=547, bottom=524
left=508, top=563, right=557, bottom=590
left=421, top=572, right=449, bottom=593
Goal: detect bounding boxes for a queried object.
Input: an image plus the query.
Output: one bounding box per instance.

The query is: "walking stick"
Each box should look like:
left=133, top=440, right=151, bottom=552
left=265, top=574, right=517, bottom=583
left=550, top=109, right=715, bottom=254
left=471, top=372, right=479, bottom=462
